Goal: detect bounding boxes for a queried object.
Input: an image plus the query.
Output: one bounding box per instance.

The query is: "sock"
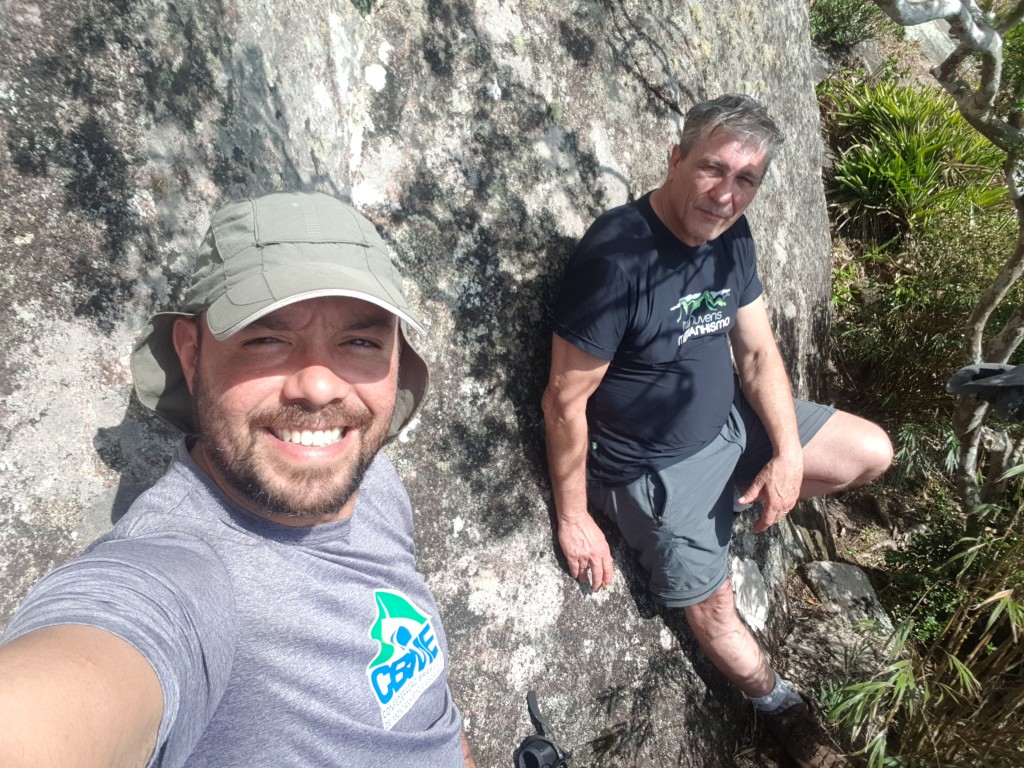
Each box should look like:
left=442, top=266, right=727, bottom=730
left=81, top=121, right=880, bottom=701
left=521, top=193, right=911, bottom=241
left=749, top=672, right=804, bottom=714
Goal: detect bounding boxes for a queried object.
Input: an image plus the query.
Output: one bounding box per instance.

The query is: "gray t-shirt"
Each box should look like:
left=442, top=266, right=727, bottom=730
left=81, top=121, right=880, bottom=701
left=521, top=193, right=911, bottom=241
left=3, top=444, right=464, bottom=768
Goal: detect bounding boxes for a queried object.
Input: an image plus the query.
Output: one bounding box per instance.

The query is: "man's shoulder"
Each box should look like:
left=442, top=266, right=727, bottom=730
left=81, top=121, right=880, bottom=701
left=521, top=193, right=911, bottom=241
left=113, top=445, right=223, bottom=534
left=566, top=197, right=661, bottom=283
left=580, top=198, right=655, bottom=249
left=590, top=197, right=651, bottom=227
left=355, top=451, right=412, bottom=525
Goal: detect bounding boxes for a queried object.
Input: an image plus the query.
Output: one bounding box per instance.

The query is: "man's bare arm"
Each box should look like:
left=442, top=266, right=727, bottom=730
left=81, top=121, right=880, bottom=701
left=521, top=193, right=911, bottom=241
left=0, top=625, right=163, bottom=768
left=541, top=334, right=614, bottom=590
left=461, top=729, right=476, bottom=767
left=729, top=297, right=803, bottom=532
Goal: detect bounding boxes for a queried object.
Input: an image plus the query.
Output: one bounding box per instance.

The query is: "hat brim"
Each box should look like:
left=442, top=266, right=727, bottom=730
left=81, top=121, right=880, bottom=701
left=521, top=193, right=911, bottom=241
left=204, top=261, right=424, bottom=340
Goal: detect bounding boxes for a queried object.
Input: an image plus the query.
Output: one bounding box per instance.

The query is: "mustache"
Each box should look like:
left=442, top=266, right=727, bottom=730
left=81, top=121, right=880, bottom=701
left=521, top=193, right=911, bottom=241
left=250, top=402, right=374, bottom=432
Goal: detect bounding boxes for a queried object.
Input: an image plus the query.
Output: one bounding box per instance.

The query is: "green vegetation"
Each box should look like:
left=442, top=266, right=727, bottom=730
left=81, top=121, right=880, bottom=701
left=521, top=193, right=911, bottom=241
left=821, top=79, right=1006, bottom=247
left=819, top=76, right=1017, bottom=421
left=807, top=0, right=893, bottom=49
left=814, top=38, right=1024, bottom=768
left=999, top=22, right=1024, bottom=118
left=831, top=521, right=1024, bottom=767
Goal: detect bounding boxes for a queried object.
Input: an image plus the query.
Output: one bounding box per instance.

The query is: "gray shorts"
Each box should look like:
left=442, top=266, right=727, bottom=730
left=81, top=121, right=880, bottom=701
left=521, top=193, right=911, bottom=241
left=588, top=394, right=834, bottom=608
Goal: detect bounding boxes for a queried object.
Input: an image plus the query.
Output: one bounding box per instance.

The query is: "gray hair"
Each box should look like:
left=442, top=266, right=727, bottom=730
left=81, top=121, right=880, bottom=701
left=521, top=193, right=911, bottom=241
left=677, top=94, right=785, bottom=170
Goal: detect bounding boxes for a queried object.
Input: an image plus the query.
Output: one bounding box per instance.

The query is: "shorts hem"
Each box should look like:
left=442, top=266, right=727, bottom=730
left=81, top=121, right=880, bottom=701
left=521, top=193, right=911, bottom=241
left=650, top=564, right=729, bottom=609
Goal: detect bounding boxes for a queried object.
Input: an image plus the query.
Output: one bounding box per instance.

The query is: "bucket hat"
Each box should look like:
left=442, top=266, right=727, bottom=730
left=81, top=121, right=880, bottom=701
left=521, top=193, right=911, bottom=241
left=131, top=191, right=428, bottom=440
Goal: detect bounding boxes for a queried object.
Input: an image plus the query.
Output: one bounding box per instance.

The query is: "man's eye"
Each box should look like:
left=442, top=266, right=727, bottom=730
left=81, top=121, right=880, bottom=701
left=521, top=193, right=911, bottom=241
left=348, top=338, right=380, bottom=348
left=244, top=337, right=283, bottom=346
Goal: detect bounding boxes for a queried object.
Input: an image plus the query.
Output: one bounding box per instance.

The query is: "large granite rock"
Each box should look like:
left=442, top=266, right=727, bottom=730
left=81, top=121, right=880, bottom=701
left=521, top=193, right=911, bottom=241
left=0, top=1, right=833, bottom=765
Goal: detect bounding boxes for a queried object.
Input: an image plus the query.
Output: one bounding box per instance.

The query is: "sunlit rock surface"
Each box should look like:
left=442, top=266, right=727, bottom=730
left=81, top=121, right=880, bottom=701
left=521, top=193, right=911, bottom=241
left=0, top=1, right=832, bottom=764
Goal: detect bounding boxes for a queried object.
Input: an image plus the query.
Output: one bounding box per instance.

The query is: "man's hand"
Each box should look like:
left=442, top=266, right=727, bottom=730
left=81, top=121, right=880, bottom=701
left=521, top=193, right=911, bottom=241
left=558, top=514, right=614, bottom=591
left=738, top=453, right=803, bottom=533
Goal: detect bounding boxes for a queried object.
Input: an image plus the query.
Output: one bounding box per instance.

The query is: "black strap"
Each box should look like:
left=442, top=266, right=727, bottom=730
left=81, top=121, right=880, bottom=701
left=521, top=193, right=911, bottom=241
left=514, top=691, right=572, bottom=768
left=527, top=690, right=552, bottom=737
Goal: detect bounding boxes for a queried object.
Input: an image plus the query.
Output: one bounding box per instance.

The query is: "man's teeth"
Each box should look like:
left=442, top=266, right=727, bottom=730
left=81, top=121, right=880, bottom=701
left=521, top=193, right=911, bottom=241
left=274, top=428, right=344, bottom=446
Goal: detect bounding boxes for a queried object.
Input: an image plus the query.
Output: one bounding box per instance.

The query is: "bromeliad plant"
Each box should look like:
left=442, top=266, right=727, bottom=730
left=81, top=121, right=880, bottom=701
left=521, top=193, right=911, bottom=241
left=819, top=77, right=1006, bottom=250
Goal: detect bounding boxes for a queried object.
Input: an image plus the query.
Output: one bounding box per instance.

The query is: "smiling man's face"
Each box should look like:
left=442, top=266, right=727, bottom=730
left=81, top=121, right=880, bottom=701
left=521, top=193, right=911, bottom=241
left=173, top=296, right=399, bottom=525
left=653, top=128, right=768, bottom=247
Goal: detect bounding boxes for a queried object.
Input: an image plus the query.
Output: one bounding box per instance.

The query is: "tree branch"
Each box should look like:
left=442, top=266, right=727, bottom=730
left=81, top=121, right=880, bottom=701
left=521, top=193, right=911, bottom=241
left=870, top=0, right=1024, bottom=510
left=874, top=0, right=979, bottom=28
left=965, top=200, right=1024, bottom=362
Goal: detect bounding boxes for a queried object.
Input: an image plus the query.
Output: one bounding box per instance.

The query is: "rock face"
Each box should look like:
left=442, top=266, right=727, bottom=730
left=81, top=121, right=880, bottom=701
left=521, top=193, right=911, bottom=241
left=0, top=1, right=832, bottom=765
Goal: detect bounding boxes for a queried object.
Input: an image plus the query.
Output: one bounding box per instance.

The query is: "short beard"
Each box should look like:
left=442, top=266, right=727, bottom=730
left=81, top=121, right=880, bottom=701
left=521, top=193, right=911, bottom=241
left=223, top=446, right=375, bottom=520
left=190, top=359, right=390, bottom=521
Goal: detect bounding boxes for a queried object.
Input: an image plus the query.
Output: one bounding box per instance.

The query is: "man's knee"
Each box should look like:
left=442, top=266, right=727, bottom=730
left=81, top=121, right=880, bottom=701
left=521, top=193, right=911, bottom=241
left=857, top=420, right=894, bottom=482
left=682, top=579, right=738, bottom=632
left=831, top=415, right=893, bottom=485
left=804, top=412, right=893, bottom=492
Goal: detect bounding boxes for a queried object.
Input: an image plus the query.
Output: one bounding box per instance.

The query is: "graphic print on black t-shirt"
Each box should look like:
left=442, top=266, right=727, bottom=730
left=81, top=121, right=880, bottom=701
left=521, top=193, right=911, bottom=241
left=553, top=194, right=763, bottom=487
left=672, top=288, right=733, bottom=346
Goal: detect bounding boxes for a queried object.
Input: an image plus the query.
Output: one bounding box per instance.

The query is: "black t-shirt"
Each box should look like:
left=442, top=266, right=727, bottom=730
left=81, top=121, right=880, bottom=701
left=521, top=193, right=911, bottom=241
left=552, top=194, right=763, bottom=487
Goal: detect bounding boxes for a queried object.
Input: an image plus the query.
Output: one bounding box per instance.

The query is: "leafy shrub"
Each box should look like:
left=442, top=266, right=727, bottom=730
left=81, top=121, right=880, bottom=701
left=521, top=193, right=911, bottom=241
left=830, top=204, right=1020, bottom=421
left=998, top=23, right=1024, bottom=116
left=819, top=77, right=1007, bottom=248
left=833, top=518, right=1024, bottom=767
left=820, top=76, right=1020, bottom=422
left=891, top=421, right=960, bottom=485
left=882, top=501, right=967, bottom=641
left=808, top=0, right=890, bottom=49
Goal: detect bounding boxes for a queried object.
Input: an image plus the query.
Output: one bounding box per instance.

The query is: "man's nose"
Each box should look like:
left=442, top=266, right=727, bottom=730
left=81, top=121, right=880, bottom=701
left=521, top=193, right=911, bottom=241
left=281, top=359, right=352, bottom=408
left=708, top=177, right=734, bottom=206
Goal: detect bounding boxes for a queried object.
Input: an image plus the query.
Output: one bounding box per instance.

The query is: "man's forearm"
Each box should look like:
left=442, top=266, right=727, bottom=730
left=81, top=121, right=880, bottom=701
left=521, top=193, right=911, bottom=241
left=737, top=346, right=800, bottom=457
left=542, top=402, right=591, bottom=524
left=461, top=729, right=476, bottom=767
left=542, top=400, right=614, bottom=589
left=541, top=336, right=614, bottom=588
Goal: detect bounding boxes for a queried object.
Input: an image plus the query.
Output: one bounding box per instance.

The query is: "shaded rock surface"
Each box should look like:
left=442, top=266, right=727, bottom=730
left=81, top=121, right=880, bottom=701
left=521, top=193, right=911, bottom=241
left=780, top=566, right=892, bottom=756
left=0, top=1, right=835, bottom=765
left=801, top=560, right=892, bottom=629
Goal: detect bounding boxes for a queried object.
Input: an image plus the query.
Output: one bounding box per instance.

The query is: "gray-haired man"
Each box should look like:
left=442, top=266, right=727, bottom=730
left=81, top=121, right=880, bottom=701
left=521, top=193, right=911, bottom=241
left=543, top=95, right=893, bottom=767
left=0, top=192, right=475, bottom=767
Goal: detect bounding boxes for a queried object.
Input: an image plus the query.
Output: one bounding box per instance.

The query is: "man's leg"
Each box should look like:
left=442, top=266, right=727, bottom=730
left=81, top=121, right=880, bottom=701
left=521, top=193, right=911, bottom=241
left=735, top=395, right=893, bottom=501
left=800, top=410, right=893, bottom=498
left=682, top=577, right=774, bottom=696
left=684, top=579, right=852, bottom=768
left=727, top=397, right=865, bottom=767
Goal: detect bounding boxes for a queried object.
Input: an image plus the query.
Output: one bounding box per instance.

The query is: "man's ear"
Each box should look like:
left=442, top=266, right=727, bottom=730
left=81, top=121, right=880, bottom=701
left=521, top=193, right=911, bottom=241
left=172, top=317, right=200, bottom=394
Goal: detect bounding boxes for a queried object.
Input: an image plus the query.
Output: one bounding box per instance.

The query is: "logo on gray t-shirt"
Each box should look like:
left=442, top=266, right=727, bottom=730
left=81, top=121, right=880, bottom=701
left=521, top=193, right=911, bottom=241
left=366, top=589, right=444, bottom=729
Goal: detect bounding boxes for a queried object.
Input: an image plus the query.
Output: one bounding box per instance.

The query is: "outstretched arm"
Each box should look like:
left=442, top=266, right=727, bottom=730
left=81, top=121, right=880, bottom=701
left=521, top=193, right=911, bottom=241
left=0, top=624, right=162, bottom=768
left=461, top=729, right=476, bottom=767
left=541, top=334, right=614, bottom=591
left=730, top=297, right=802, bottom=533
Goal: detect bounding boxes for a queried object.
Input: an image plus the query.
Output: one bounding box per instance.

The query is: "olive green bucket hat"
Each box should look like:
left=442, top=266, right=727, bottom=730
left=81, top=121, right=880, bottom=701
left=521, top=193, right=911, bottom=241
left=131, top=191, right=428, bottom=440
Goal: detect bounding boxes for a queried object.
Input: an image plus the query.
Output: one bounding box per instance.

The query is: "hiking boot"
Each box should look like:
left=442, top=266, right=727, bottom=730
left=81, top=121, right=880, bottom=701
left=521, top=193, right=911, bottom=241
left=762, top=698, right=853, bottom=768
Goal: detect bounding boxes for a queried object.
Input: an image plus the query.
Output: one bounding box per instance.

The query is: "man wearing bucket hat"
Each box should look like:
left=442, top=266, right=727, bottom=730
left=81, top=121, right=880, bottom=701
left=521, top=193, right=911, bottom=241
left=0, top=192, right=475, bottom=767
